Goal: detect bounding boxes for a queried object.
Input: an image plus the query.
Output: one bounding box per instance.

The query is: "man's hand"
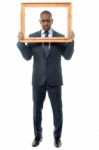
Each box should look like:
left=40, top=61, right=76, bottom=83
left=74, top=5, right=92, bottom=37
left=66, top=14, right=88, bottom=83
left=18, top=32, right=23, bottom=41
left=69, top=31, right=75, bottom=41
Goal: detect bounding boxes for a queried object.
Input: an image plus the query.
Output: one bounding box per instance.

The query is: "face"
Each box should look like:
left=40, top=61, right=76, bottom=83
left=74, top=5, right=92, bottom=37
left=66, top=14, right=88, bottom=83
left=40, top=13, right=53, bottom=31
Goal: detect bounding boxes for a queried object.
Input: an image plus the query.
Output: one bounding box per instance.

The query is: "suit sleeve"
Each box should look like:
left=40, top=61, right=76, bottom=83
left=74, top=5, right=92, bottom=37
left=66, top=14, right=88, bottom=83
left=16, top=42, right=33, bottom=61
left=61, top=41, right=74, bottom=60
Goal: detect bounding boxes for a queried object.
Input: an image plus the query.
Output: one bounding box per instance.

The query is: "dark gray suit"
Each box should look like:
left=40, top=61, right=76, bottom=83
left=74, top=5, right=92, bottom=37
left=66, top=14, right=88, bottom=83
left=17, top=30, right=74, bottom=138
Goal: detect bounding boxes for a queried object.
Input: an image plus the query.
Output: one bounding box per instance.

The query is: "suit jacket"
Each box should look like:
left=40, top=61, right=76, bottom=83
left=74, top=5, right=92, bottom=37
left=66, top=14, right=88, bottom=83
left=17, top=30, right=74, bottom=86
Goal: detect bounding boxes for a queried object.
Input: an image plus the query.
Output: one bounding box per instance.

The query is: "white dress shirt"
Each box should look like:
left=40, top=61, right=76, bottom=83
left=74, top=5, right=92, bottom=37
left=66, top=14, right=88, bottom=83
left=41, top=28, right=53, bottom=37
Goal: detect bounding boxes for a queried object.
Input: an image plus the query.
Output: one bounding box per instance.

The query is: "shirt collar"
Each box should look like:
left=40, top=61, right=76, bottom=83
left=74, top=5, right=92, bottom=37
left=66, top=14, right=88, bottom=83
left=41, top=28, right=53, bottom=35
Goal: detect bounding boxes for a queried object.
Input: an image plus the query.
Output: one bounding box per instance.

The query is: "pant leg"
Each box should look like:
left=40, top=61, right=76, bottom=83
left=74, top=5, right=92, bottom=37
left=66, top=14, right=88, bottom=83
left=32, top=84, right=46, bottom=138
left=47, top=86, right=63, bottom=138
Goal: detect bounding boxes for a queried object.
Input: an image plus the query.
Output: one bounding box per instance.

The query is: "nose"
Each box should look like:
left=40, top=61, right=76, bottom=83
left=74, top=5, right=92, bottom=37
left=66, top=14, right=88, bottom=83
left=44, top=21, right=48, bottom=26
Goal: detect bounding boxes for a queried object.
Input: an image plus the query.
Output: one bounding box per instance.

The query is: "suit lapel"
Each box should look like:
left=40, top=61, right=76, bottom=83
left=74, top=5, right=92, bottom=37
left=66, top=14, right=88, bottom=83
left=52, top=30, right=57, bottom=37
left=36, top=30, right=41, bottom=37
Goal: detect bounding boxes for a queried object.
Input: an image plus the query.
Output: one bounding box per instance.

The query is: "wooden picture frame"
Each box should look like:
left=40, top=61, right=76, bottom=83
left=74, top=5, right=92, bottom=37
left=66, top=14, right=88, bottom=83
left=20, top=2, right=72, bottom=43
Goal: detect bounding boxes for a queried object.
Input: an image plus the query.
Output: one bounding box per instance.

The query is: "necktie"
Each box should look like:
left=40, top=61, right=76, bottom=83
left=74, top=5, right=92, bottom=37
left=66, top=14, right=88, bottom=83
left=43, top=31, right=49, bottom=58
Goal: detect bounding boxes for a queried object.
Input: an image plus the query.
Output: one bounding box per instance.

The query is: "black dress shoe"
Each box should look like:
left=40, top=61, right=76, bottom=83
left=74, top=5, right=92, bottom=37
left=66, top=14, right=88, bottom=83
left=54, top=137, right=62, bottom=148
left=32, top=137, right=42, bottom=147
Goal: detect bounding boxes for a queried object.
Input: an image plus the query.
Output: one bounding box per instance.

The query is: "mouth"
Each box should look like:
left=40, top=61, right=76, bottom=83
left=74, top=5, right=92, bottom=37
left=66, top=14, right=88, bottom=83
left=44, top=26, right=48, bottom=28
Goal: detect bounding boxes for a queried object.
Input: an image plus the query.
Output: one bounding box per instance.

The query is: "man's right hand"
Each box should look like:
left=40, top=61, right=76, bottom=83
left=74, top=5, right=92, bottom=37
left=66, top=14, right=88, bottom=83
left=18, top=32, right=23, bottom=41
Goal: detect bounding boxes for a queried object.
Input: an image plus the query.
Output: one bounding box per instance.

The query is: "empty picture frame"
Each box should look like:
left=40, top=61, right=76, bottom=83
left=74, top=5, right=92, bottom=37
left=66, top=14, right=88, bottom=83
left=20, top=2, right=72, bottom=43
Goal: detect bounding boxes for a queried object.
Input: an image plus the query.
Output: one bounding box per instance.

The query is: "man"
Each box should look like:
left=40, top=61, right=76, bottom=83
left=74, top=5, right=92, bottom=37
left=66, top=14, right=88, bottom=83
left=17, top=10, right=75, bottom=148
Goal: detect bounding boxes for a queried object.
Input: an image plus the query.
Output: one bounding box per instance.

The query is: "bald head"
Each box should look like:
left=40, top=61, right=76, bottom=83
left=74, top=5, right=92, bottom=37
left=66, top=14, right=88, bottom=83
left=40, top=10, right=52, bottom=18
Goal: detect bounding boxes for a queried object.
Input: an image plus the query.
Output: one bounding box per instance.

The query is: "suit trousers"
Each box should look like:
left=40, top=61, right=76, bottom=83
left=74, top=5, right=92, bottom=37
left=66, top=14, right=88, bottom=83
left=32, top=82, right=63, bottom=138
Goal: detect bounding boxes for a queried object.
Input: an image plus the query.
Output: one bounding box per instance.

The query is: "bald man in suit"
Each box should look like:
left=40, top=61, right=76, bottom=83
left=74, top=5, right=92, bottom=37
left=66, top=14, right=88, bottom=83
left=17, top=10, right=75, bottom=147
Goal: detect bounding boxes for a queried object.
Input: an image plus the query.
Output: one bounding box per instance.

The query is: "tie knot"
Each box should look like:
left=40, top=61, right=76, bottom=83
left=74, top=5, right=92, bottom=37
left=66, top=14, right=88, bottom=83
left=45, top=31, right=49, bottom=37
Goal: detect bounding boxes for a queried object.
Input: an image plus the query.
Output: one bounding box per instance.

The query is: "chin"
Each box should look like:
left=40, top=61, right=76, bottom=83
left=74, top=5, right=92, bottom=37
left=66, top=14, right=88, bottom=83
left=43, top=27, right=49, bottom=31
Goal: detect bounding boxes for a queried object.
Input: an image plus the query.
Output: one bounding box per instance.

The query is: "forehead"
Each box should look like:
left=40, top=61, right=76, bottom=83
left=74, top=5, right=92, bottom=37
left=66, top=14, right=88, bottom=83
left=40, top=13, right=51, bottom=19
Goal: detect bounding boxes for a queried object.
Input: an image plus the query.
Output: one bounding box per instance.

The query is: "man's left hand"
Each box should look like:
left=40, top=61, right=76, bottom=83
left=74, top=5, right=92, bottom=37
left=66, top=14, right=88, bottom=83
left=69, top=31, right=75, bottom=41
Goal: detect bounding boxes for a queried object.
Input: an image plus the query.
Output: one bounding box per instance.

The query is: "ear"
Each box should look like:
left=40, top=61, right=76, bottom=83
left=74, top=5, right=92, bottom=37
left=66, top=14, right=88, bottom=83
left=39, top=19, right=41, bottom=24
left=51, top=19, right=53, bottom=24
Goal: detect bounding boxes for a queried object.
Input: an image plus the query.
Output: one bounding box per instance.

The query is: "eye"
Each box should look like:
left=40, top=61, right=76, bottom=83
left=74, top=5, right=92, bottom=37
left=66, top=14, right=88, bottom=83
left=41, top=20, right=51, bottom=23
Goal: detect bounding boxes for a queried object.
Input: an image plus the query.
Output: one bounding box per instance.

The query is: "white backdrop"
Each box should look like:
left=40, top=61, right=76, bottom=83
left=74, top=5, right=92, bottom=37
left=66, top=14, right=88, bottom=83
left=0, top=0, right=99, bottom=150
left=25, top=7, right=67, bottom=37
